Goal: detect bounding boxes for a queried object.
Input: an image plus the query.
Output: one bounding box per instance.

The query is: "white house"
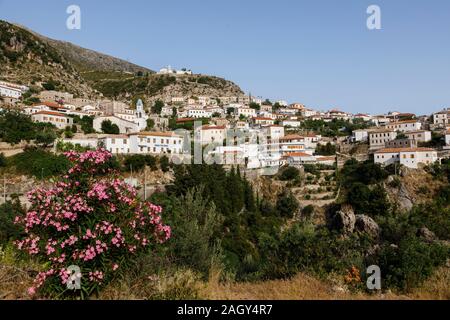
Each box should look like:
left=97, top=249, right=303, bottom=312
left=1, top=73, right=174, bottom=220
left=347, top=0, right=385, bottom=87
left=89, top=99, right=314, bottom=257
left=351, top=129, right=369, bottom=143
left=100, top=135, right=131, bottom=154
left=446, top=130, right=450, bottom=146
left=31, top=111, right=73, bottom=129
left=128, top=132, right=184, bottom=154
left=433, top=109, right=450, bottom=127
left=187, top=108, right=213, bottom=119
left=385, top=120, right=422, bottom=133
left=374, top=147, right=438, bottom=169
left=195, top=125, right=227, bottom=145
left=0, top=81, right=28, bottom=99
left=282, top=120, right=301, bottom=128
left=253, top=117, right=275, bottom=127
left=279, top=134, right=314, bottom=156
left=237, top=107, right=257, bottom=119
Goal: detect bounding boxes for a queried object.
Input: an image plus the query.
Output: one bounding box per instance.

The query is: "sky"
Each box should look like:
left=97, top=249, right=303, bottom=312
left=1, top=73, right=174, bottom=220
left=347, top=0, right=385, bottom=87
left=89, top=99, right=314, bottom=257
left=1, top=0, right=450, bottom=115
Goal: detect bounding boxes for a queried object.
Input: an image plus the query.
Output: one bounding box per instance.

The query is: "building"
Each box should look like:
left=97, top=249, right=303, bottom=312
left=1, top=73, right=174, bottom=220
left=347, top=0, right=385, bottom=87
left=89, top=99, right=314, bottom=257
left=279, top=134, right=314, bottom=155
left=353, top=114, right=372, bottom=122
left=93, top=116, right=139, bottom=134
left=385, top=120, right=422, bottom=133
left=237, top=107, right=257, bottom=119
left=433, top=109, right=450, bottom=127
left=195, top=125, right=227, bottom=145
left=158, top=65, right=192, bottom=75
left=187, top=108, right=213, bottom=118
left=351, top=129, right=369, bottom=143
left=128, top=132, right=184, bottom=154
left=281, top=120, right=301, bottom=128
left=405, top=130, right=432, bottom=143
left=285, top=152, right=317, bottom=166
left=100, top=135, right=131, bottom=154
left=99, top=132, right=184, bottom=155
left=446, top=130, right=450, bottom=146
left=374, top=148, right=438, bottom=169
left=301, top=109, right=317, bottom=118
left=252, top=117, right=275, bottom=127
left=369, top=129, right=397, bottom=151
left=0, top=81, right=29, bottom=99
left=31, top=111, right=73, bottom=129
left=385, top=138, right=417, bottom=149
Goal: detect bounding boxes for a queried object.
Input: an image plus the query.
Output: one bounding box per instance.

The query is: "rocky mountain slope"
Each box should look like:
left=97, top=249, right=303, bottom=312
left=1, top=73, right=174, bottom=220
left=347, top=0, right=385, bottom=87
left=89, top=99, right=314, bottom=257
left=0, top=20, right=95, bottom=97
left=0, top=20, right=244, bottom=103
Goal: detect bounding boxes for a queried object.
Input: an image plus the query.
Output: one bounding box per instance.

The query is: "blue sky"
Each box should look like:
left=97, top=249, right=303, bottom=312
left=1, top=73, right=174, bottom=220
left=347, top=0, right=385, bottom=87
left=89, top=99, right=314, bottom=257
left=1, top=0, right=449, bottom=115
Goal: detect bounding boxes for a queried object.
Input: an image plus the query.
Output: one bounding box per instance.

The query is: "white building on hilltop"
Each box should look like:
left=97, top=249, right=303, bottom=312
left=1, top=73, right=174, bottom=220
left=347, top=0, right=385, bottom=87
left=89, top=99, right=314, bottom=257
left=158, top=65, right=192, bottom=75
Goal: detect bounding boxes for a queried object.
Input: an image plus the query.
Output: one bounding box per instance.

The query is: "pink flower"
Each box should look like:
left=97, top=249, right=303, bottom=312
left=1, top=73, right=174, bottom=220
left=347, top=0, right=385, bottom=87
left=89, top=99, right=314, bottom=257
left=27, top=287, right=36, bottom=296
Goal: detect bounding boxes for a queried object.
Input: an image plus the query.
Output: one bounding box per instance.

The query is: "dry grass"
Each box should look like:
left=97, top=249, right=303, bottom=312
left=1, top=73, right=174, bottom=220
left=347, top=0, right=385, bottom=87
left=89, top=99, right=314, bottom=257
left=204, top=268, right=450, bottom=301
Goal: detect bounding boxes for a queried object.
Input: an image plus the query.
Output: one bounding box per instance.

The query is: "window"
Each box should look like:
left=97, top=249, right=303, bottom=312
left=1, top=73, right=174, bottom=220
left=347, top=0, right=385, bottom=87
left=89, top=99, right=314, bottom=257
left=111, top=139, right=116, bottom=144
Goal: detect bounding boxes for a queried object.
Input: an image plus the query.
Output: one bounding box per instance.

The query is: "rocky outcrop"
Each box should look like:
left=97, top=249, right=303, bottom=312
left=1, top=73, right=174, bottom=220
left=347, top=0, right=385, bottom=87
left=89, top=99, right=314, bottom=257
left=417, top=227, right=436, bottom=243
left=355, top=215, right=380, bottom=238
left=331, top=205, right=355, bottom=235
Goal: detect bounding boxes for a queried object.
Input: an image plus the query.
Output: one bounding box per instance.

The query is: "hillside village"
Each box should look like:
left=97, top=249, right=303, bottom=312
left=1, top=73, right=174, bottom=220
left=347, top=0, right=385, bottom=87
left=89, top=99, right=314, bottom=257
left=0, top=17, right=450, bottom=301
left=1, top=78, right=449, bottom=172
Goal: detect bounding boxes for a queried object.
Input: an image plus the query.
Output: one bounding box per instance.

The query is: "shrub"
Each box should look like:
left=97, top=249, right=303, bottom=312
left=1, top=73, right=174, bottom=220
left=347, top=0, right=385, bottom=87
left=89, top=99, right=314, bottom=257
left=13, top=149, right=171, bottom=298
left=276, top=190, right=299, bottom=218
left=101, top=120, right=120, bottom=134
left=279, top=167, right=300, bottom=181
left=160, top=156, right=170, bottom=172
left=302, top=205, right=314, bottom=218
left=376, top=237, right=449, bottom=290
left=0, top=199, right=25, bottom=243
left=9, top=147, right=71, bottom=179
left=0, top=152, right=6, bottom=167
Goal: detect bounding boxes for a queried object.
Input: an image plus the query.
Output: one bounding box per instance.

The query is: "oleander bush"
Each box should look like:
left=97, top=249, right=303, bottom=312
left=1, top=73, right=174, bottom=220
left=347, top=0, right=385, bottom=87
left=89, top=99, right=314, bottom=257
left=13, top=149, right=171, bottom=298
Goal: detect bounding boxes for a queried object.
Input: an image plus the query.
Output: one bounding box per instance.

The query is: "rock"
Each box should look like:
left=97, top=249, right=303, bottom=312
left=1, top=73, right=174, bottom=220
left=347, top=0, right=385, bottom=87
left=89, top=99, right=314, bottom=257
left=366, top=244, right=381, bottom=257
left=355, top=215, right=380, bottom=238
left=417, top=227, right=436, bottom=243
left=397, top=184, right=413, bottom=211
left=332, top=206, right=356, bottom=234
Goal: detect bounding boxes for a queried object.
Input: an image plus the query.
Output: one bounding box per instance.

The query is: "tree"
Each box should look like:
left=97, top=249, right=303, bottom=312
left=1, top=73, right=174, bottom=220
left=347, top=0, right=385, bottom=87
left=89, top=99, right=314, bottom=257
left=160, top=155, right=170, bottom=172
left=0, top=153, right=6, bottom=167
left=249, top=102, right=260, bottom=111
left=315, top=142, right=337, bottom=156
left=152, top=100, right=164, bottom=115
left=0, top=110, right=36, bottom=144
left=101, top=120, right=120, bottom=134
left=276, top=190, right=299, bottom=218
left=146, top=118, right=155, bottom=130
left=35, top=128, right=57, bottom=147
left=279, top=167, right=300, bottom=181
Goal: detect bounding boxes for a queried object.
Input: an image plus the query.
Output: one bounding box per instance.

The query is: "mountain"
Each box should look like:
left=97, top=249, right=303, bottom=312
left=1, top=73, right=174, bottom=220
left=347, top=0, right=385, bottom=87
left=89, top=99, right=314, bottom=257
left=0, top=20, right=244, bottom=104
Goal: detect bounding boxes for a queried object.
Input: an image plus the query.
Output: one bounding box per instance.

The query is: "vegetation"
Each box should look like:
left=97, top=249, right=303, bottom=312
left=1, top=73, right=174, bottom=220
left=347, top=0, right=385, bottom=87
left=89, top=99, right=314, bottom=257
left=6, top=147, right=71, bottom=179
left=0, top=110, right=58, bottom=145
left=101, top=120, right=120, bottom=134
left=315, top=142, right=337, bottom=156
left=301, top=119, right=370, bottom=137
left=13, top=149, right=171, bottom=298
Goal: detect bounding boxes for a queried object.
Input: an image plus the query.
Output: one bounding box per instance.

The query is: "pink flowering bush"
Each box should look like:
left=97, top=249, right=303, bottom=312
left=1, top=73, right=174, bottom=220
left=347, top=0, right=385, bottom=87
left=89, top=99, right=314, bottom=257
left=14, top=149, right=171, bottom=298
